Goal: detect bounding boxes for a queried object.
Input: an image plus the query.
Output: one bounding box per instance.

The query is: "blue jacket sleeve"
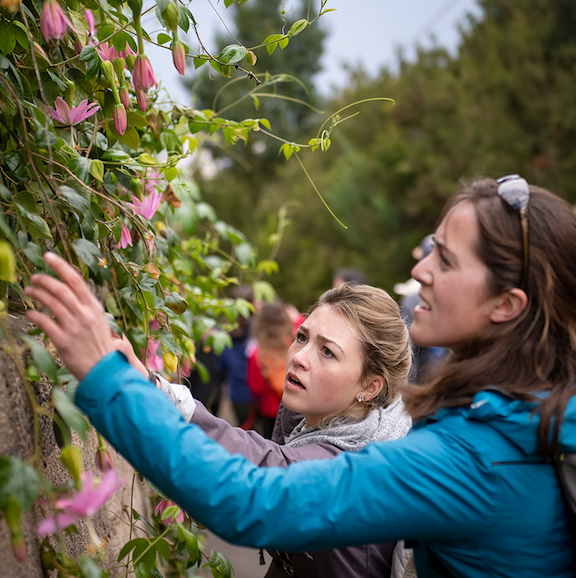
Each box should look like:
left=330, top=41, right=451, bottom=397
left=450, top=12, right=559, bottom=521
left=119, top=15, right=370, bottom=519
left=75, top=352, right=497, bottom=551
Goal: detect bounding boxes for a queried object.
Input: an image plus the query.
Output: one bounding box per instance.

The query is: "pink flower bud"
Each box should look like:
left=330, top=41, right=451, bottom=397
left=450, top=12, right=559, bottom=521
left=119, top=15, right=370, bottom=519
left=119, top=86, right=130, bottom=109
left=136, top=89, right=147, bottom=112
left=95, top=446, right=114, bottom=474
left=113, top=104, right=127, bottom=135
left=11, top=532, right=26, bottom=562
left=172, top=40, right=186, bottom=76
left=40, top=1, right=75, bottom=41
left=132, top=55, right=158, bottom=93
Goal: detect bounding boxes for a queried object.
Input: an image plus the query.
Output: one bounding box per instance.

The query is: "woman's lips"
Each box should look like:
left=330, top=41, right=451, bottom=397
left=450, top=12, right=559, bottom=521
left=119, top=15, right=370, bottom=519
left=285, top=372, right=305, bottom=391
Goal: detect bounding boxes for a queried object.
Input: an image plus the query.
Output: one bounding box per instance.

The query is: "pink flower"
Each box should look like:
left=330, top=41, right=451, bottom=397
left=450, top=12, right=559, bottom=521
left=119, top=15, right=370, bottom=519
left=154, top=499, right=185, bottom=525
left=48, top=97, right=100, bottom=126
left=41, top=0, right=75, bottom=41
left=172, top=41, right=186, bottom=76
left=119, top=223, right=132, bottom=248
left=143, top=169, right=162, bottom=194
left=145, top=338, right=163, bottom=372
left=96, top=42, right=118, bottom=62
left=113, top=104, right=127, bottom=135
left=37, top=470, right=123, bottom=536
left=126, top=190, right=161, bottom=220
left=132, top=55, right=158, bottom=91
left=85, top=9, right=96, bottom=38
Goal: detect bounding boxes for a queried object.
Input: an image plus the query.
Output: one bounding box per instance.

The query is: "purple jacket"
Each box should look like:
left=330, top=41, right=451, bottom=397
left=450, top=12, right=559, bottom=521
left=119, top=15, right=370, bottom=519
left=191, top=402, right=397, bottom=578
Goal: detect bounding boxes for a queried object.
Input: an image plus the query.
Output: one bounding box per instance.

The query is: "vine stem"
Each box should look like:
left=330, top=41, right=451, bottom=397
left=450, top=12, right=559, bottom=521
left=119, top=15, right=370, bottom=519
left=294, top=152, right=347, bottom=229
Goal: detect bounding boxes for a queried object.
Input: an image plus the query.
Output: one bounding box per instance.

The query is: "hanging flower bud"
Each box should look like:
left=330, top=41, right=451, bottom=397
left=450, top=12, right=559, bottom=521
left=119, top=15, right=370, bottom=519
left=163, top=351, right=178, bottom=374
left=65, top=80, right=75, bottom=107
left=96, top=435, right=114, bottom=474
left=127, top=0, right=142, bottom=20
left=4, top=500, right=26, bottom=562
left=132, top=55, right=158, bottom=93
left=113, top=104, right=127, bottom=135
left=162, top=2, right=180, bottom=33
left=0, top=240, right=16, bottom=283
left=119, top=86, right=130, bottom=109
left=171, top=40, right=186, bottom=76
left=143, top=263, right=160, bottom=279
left=40, top=1, right=75, bottom=41
left=136, top=89, right=146, bottom=112
left=113, top=57, right=126, bottom=79
left=130, top=178, right=144, bottom=201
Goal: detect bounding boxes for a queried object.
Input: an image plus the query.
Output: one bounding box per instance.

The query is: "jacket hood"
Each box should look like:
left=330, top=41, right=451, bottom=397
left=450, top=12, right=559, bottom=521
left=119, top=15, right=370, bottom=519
left=413, top=389, right=576, bottom=457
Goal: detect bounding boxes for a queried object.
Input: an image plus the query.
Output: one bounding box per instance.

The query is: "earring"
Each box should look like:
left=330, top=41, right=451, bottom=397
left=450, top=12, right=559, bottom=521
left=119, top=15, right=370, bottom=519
left=494, top=302, right=499, bottom=307
left=357, top=395, right=363, bottom=403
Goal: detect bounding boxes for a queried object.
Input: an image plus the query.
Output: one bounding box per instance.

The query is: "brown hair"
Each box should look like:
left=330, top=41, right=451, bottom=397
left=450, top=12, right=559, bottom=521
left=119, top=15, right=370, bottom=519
left=402, top=179, right=576, bottom=455
left=308, top=283, right=412, bottom=423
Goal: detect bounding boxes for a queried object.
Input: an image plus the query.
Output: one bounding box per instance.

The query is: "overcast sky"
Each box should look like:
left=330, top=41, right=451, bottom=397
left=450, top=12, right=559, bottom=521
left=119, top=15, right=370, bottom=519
left=146, top=0, right=482, bottom=105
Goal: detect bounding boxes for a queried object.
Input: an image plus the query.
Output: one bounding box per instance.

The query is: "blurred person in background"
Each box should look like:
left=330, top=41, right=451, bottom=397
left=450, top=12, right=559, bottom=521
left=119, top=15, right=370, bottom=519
left=247, top=301, right=297, bottom=438
left=332, top=267, right=367, bottom=287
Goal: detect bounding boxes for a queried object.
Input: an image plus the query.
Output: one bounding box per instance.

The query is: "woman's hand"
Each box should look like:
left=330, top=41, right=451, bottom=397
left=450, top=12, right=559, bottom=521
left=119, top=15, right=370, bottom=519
left=111, top=333, right=149, bottom=379
left=25, top=252, right=114, bottom=381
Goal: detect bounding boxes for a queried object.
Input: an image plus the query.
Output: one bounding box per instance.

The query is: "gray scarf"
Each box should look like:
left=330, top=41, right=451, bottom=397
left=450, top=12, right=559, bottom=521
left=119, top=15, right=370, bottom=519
left=285, top=396, right=412, bottom=452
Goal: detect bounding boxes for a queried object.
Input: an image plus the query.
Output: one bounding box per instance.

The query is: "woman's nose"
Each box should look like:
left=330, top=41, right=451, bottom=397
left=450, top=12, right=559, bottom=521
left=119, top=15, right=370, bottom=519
left=290, top=344, right=310, bottom=369
left=412, top=253, right=432, bottom=286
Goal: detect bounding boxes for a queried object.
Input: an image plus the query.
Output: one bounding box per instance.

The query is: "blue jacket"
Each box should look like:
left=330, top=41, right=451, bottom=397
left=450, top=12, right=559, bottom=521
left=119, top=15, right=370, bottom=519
left=76, top=352, right=575, bottom=577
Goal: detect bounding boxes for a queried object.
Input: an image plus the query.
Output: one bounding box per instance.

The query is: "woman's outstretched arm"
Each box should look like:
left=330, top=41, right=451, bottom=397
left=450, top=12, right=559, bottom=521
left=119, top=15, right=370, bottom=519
left=25, top=253, right=495, bottom=551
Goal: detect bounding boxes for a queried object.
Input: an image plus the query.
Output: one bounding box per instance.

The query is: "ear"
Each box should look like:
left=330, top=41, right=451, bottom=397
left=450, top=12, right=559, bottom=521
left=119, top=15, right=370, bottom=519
left=489, top=288, right=528, bottom=324
left=360, top=375, right=384, bottom=402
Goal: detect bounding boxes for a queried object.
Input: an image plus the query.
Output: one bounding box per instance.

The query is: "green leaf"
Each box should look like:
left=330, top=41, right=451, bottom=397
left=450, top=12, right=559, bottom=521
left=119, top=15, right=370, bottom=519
left=279, top=37, right=289, bottom=50
left=0, top=22, right=17, bottom=55
left=127, top=111, right=150, bottom=128
left=264, top=34, right=283, bottom=55
left=209, top=550, right=232, bottom=578
left=97, top=25, right=115, bottom=43
left=72, top=238, right=101, bottom=268
left=178, top=523, right=199, bottom=562
left=157, top=33, right=171, bottom=45
left=24, top=214, right=52, bottom=240
left=219, top=44, right=247, bottom=64
left=253, top=280, right=276, bottom=303
left=68, top=157, right=92, bottom=184
left=208, top=331, right=232, bottom=356
left=118, top=537, right=146, bottom=562
left=60, top=185, right=90, bottom=212
left=14, top=191, right=37, bottom=214
left=0, top=456, right=41, bottom=512
left=78, top=555, right=102, bottom=578
left=52, top=388, right=90, bottom=442
left=118, top=126, right=140, bottom=151
left=79, top=46, right=101, bottom=80
left=102, top=149, right=131, bottom=162
left=134, top=563, right=152, bottom=578
left=133, top=538, right=156, bottom=570
left=21, top=335, right=57, bottom=382
left=138, top=153, right=157, bottom=165
left=193, top=57, right=208, bottom=70
left=112, top=30, right=130, bottom=52
left=288, top=19, right=308, bottom=37
left=22, top=242, right=46, bottom=268
left=90, top=160, right=104, bottom=182
left=155, top=538, right=171, bottom=562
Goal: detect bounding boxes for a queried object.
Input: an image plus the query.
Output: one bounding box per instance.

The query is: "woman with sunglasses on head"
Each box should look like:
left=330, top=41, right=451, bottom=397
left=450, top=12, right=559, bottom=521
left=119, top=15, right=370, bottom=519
left=114, top=283, right=413, bottom=578
left=26, top=176, right=576, bottom=577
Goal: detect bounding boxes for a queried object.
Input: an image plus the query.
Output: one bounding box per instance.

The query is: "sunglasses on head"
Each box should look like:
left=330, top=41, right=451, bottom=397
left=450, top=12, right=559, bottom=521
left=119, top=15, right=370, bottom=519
left=496, top=174, right=530, bottom=292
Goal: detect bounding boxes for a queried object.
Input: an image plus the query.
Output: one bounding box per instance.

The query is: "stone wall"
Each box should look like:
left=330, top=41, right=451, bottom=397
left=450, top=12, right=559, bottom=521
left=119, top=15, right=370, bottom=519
left=0, top=312, right=150, bottom=577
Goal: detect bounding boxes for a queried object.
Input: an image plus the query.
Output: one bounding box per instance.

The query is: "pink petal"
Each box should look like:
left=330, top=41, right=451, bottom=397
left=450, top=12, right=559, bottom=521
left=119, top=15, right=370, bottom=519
left=37, top=513, right=77, bottom=536
left=53, top=96, right=70, bottom=125
left=85, top=9, right=95, bottom=36
left=119, top=223, right=132, bottom=248
left=140, top=191, right=161, bottom=220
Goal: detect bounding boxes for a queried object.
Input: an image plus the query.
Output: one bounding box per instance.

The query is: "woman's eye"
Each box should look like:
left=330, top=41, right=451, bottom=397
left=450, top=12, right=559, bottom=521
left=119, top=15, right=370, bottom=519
left=296, top=332, right=307, bottom=343
left=322, top=346, right=334, bottom=358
